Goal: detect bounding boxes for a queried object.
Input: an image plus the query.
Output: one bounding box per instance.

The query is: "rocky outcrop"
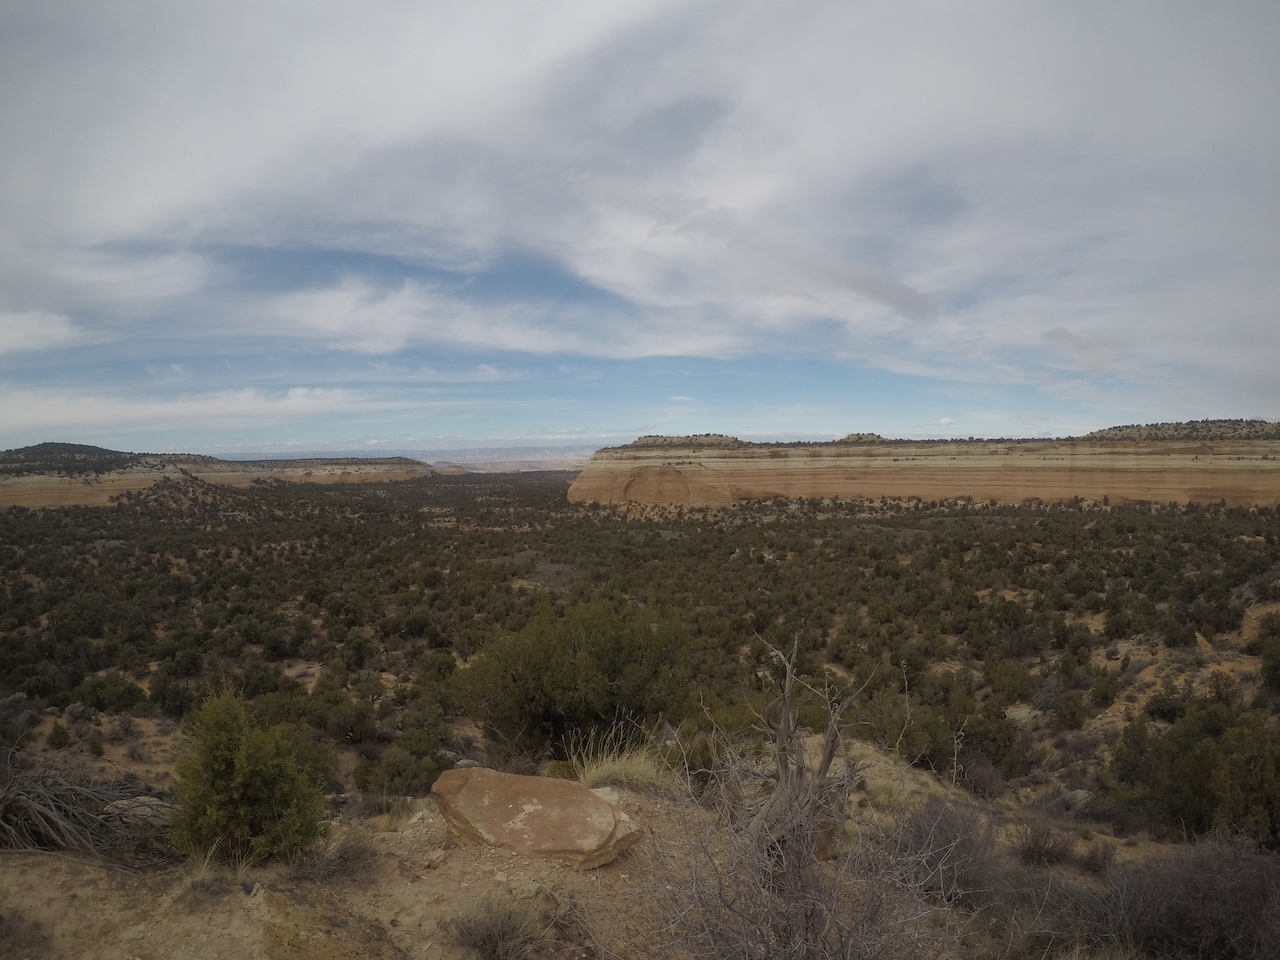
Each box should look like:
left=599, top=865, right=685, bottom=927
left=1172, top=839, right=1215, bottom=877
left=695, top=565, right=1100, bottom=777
left=568, top=438, right=1280, bottom=507
left=430, top=768, right=641, bottom=869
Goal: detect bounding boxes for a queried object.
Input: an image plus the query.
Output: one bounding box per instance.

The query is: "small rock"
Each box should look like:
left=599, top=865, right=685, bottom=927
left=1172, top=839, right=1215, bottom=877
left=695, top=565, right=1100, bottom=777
left=509, top=879, right=541, bottom=900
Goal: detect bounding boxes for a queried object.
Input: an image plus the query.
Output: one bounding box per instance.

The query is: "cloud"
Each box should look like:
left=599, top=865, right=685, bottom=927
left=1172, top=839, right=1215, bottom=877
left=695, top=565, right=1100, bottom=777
left=0, top=310, right=86, bottom=355
left=1040, top=327, right=1121, bottom=369
left=0, top=1, right=1277, bottom=441
left=0, top=386, right=392, bottom=435
left=645, top=197, right=939, bottom=320
left=268, top=275, right=754, bottom=359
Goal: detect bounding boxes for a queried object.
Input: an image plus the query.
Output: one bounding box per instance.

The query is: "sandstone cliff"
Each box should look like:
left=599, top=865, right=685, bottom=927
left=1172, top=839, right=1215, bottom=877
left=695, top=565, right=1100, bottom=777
left=568, top=438, right=1280, bottom=507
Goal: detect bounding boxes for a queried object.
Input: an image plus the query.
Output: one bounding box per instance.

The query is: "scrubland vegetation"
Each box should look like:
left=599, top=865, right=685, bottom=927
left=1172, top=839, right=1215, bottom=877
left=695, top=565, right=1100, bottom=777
left=2, top=468, right=1280, bottom=957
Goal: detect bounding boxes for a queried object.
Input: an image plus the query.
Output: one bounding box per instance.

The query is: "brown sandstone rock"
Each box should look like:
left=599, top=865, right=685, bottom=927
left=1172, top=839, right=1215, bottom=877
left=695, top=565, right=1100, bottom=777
left=430, top=768, right=640, bottom=869
left=568, top=439, right=1280, bottom=507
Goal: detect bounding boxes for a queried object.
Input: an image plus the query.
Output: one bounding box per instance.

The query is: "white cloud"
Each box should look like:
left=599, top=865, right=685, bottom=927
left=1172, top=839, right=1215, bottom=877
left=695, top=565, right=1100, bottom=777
left=0, top=310, right=85, bottom=355
left=269, top=276, right=754, bottom=359
left=0, top=386, right=393, bottom=435
left=0, top=1, right=1277, bottom=430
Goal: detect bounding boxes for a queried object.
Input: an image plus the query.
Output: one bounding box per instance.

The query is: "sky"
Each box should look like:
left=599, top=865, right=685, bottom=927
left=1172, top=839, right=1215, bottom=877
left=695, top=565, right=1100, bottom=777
left=1, top=1, right=1278, bottom=456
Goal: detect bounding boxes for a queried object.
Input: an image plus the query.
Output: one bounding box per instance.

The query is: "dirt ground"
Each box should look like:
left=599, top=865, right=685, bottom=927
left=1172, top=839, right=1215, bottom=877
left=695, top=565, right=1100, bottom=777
left=0, top=726, right=1194, bottom=960
left=0, top=726, right=955, bottom=960
left=0, top=786, right=715, bottom=960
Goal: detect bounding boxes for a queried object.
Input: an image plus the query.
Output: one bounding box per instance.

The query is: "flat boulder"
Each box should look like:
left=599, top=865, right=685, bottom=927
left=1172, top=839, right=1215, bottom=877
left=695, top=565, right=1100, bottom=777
left=431, top=767, right=640, bottom=869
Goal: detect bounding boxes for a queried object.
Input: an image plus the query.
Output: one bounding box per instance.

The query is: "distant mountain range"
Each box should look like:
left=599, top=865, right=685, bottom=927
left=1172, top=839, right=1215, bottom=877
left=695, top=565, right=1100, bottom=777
left=0, top=443, right=424, bottom=478
left=0, top=442, right=601, bottom=477
left=5, top=421, right=1277, bottom=479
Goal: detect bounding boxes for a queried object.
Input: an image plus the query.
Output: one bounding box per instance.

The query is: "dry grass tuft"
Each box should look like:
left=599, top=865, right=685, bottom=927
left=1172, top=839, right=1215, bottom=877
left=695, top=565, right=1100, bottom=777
left=182, top=841, right=230, bottom=899
left=438, top=898, right=548, bottom=960
left=564, top=727, right=684, bottom=797
left=358, top=795, right=420, bottom=833
left=290, top=830, right=377, bottom=882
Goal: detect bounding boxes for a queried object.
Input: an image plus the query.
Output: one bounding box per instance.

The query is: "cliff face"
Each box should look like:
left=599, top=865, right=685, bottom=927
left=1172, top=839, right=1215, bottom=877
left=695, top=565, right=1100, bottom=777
left=567, top=440, right=1280, bottom=507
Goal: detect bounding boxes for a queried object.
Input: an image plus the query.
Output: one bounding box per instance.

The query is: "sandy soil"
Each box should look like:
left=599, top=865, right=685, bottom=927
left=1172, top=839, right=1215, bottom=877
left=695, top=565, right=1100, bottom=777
left=1, top=724, right=966, bottom=960
left=0, top=702, right=1237, bottom=960
left=568, top=440, right=1280, bottom=507
left=0, top=786, right=728, bottom=960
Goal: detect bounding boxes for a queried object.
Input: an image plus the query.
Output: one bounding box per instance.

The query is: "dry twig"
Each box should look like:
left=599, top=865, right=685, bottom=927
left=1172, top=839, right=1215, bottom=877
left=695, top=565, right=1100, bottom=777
left=0, top=747, right=175, bottom=869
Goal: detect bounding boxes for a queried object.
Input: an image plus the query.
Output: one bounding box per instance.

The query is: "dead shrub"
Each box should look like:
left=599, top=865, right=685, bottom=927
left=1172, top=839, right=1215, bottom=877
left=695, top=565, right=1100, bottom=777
left=1081, top=837, right=1118, bottom=874
left=108, top=714, right=137, bottom=744
left=438, top=898, right=548, bottom=960
left=1097, top=841, right=1280, bottom=960
left=0, top=747, right=174, bottom=868
left=646, top=811, right=946, bottom=960
left=895, top=803, right=1098, bottom=958
left=1016, top=821, right=1073, bottom=866
left=894, top=797, right=998, bottom=905
left=0, top=693, right=43, bottom=748
left=641, top=643, right=949, bottom=960
left=290, top=830, right=377, bottom=882
left=960, top=751, right=1006, bottom=798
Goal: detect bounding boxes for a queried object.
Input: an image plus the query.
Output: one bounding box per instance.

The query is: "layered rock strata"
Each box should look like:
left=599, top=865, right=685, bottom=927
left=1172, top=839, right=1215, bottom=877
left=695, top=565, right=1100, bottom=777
left=567, top=439, right=1280, bottom=508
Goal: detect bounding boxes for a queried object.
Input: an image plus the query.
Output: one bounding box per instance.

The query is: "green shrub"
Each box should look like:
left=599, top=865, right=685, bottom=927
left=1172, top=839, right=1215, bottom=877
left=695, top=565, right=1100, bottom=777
left=1108, top=703, right=1280, bottom=843
left=1090, top=671, right=1123, bottom=707
left=1052, top=690, right=1089, bottom=730
left=455, top=602, right=692, bottom=753
left=353, top=740, right=450, bottom=796
left=170, top=692, right=324, bottom=862
left=46, top=720, right=70, bottom=749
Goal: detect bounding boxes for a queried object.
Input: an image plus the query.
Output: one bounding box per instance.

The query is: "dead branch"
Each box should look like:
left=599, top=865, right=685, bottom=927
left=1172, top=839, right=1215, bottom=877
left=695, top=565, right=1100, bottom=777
left=0, top=747, right=176, bottom=870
